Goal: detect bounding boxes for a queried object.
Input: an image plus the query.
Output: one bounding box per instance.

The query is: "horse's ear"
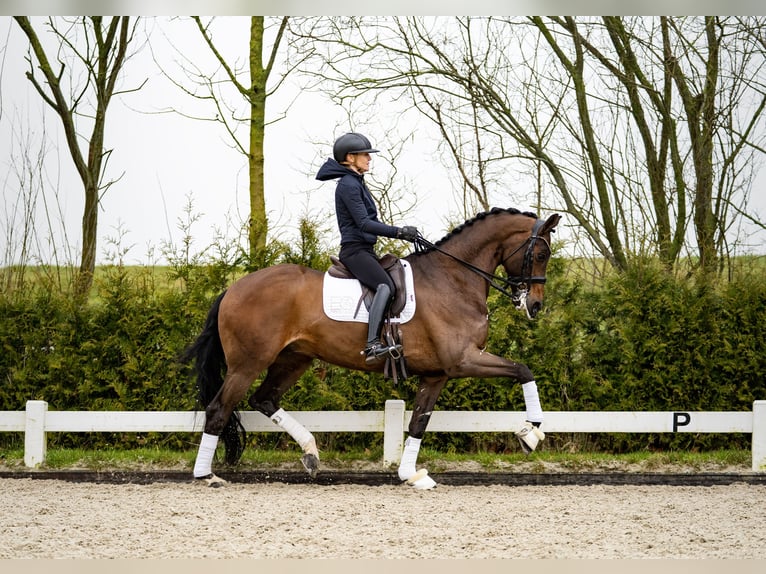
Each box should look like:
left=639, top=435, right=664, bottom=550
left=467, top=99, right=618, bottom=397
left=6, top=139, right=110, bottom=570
left=540, top=213, right=561, bottom=235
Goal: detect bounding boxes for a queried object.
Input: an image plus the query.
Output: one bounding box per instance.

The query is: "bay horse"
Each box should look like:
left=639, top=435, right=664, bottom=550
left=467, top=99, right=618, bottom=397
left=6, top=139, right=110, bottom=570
left=184, top=207, right=561, bottom=489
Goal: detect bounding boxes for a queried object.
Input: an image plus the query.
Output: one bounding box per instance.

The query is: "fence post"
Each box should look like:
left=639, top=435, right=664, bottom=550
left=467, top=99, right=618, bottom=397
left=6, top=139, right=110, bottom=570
left=24, top=400, right=48, bottom=468
left=753, top=400, right=766, bottom=472
left=383, top=400, right=406, bottom=467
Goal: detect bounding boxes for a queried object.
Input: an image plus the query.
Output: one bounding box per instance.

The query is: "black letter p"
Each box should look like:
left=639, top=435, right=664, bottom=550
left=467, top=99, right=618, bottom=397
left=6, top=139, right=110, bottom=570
left=673, top=412, right=691, bottom=432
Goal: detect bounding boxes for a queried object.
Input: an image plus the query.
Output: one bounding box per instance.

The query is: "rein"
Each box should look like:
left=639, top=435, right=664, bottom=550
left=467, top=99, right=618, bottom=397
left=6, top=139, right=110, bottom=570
left=413, top=219, right=549, bottom=306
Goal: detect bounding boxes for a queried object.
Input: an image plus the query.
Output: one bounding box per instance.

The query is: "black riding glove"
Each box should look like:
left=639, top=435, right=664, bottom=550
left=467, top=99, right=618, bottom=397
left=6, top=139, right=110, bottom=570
left=398, top=226, right=419, bottom=242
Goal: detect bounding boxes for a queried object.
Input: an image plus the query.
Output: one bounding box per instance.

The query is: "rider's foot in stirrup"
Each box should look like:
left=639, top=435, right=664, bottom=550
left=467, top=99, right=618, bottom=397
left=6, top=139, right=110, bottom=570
left=364, top=341, right=402, bottom=364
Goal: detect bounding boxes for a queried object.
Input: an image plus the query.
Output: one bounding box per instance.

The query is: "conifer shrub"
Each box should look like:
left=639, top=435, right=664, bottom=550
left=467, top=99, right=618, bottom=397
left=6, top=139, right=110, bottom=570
left=1, top=238, right=764, bottom=455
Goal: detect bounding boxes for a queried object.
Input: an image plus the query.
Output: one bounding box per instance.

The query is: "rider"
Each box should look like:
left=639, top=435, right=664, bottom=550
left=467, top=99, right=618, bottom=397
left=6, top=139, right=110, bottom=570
left=316, top=132, right=419, bottom=363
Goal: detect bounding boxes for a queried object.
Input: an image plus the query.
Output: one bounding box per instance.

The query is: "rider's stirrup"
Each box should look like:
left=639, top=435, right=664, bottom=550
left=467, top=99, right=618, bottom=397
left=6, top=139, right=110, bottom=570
left=363, top=341, right=402, bottom=364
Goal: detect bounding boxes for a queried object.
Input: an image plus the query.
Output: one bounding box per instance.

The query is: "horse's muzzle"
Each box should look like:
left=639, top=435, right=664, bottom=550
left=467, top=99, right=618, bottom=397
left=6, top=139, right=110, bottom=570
left=514, top=286, right=543, bottom=319
left=527, top=300, right=542, bottom=319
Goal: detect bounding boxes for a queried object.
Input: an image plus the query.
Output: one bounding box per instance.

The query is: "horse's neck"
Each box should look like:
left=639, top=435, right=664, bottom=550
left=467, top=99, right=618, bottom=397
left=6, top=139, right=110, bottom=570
left=438, top=229, right=506, bottom=270
left=410, top=228, right=504, bottom=288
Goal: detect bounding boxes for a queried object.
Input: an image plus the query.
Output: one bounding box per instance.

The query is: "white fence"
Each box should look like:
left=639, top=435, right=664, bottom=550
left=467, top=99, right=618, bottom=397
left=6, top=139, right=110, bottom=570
left=1, top=399, right=764, bottom=471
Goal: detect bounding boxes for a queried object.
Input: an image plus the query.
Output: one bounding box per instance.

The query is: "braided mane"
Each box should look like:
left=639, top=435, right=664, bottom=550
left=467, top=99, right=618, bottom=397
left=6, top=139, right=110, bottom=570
left=415, top=207, right=538, bottom=254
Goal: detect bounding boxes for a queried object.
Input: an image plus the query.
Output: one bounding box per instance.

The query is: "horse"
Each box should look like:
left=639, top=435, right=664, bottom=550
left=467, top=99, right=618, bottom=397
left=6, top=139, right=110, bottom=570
left=184, top=207, right=561, bottom=489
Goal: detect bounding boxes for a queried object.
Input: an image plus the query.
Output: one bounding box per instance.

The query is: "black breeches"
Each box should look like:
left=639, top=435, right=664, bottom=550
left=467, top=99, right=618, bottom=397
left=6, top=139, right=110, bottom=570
left=338, top=246, right=395, bottom=295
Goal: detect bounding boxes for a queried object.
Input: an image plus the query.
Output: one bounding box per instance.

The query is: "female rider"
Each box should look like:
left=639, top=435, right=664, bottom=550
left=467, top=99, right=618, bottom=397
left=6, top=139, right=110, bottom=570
left=315, top=132, right=418, bottom=363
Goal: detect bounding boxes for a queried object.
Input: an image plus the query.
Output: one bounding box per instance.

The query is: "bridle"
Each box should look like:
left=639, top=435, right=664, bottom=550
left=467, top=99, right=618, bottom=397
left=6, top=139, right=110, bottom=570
left=413, top=219, right=551, bottom=309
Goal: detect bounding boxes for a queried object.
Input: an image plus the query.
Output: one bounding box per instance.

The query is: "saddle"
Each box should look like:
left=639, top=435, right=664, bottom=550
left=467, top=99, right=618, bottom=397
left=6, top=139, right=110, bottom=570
left=328, top=253, right=408, bottom=317
left=327, top=253, right=410, bottom=384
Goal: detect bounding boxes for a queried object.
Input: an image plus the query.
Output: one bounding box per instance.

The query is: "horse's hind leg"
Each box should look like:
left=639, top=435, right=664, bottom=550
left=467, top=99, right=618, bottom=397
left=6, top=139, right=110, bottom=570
left=247, top=350, right=319, bottom=477
left=397, top=375, right=448, bottom=490
left=194, top=366, right=263, bottom=486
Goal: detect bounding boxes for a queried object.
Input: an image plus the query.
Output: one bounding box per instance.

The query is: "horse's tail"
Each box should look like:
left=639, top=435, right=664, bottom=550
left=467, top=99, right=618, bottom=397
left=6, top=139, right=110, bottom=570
left=182, top=290, right=246, bottom=465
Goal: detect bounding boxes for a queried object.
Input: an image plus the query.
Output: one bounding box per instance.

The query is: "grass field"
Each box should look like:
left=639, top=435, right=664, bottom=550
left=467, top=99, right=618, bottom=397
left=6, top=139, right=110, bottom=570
left=0, top=446, right=752, bottom=474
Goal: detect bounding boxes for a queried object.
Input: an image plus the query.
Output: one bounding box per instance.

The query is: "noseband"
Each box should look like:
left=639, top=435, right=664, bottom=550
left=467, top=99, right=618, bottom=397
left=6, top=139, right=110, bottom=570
left=413, top=219, right=551, bottom=305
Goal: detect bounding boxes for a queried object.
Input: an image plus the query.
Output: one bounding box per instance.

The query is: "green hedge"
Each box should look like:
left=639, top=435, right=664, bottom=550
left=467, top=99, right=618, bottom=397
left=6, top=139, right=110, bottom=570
left=503, top=260, right=766, bottom=452
left=1, top=255, right=764, bottom=454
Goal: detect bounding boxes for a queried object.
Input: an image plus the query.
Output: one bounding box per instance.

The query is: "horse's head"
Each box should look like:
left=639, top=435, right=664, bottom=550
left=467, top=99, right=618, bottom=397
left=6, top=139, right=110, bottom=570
left=502, top=213, right=561, bottom=319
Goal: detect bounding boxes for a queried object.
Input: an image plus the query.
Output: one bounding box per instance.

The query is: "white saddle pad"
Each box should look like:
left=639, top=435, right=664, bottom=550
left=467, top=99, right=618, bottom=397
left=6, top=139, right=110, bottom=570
left=322, top=259, right=416, bottom=323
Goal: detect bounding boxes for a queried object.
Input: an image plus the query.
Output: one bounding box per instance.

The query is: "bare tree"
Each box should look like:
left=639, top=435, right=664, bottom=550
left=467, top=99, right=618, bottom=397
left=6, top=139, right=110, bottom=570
left=1, top=111, right=74, bottom=292
left=13, top=16, right=142, bottom=296
left=159, top=16, right=299, bottom=264
left=292, top=16, right=766, bottom=276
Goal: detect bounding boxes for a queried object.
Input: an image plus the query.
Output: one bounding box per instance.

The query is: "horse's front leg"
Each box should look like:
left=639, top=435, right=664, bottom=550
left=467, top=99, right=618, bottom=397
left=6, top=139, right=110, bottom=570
left=397, top=375, right=448, bottom=490
left=451, top=348, right=545, bottom=454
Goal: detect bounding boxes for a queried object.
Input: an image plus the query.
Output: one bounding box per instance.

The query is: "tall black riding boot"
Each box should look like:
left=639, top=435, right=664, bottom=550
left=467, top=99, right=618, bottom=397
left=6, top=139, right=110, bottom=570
left=364, top=283, right=401, bottom=364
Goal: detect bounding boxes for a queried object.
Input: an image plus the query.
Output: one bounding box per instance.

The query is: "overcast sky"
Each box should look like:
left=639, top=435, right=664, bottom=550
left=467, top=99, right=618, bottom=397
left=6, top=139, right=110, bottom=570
left=1, top=14, right=764, bottom=266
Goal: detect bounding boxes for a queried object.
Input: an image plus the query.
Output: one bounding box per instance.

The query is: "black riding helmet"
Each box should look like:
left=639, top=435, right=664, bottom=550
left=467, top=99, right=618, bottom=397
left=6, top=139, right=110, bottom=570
left=333, top=132, right=380, bottom=163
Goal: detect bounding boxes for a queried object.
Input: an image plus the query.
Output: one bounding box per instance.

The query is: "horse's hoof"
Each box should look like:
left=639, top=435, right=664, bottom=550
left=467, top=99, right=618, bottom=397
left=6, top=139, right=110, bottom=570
left=195, top=473, right=227, bottom=488
left=515, top=422, right=545, bottom=454
left=404, top=468, right=437, bottom=490
left=301, top=453, right=319, bottom=478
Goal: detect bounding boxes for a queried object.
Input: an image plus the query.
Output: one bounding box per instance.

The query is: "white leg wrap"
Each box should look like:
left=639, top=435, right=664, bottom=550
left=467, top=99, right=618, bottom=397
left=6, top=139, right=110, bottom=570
left=271, top=408, right=318, bottom=457
left=522, top=380, right=544, bottom=424
left=193, top=432, right=219, bottom=478
left=397, top=436, right=422, bottom=481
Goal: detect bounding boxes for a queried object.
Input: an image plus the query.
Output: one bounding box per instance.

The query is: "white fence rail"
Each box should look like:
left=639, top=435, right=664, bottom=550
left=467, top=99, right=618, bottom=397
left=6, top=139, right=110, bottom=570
left=1, top=399, right=764, bottom=471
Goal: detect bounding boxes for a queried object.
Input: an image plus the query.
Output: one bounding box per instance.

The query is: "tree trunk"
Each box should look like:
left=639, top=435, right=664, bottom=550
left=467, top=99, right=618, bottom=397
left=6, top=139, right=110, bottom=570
left=664, top=16, right=720, bottom=275
left=248, top=16, right=268, bottom=260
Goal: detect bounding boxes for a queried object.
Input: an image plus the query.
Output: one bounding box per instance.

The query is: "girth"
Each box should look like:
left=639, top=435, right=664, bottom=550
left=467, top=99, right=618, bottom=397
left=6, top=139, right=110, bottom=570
left=328, top=253, right=408, bottom=318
